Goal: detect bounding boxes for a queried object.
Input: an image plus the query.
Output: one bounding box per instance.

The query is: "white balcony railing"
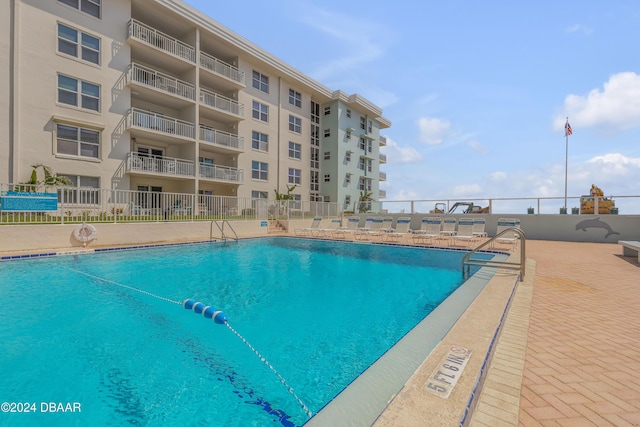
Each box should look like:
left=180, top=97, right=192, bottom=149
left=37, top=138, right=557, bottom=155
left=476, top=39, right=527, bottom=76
left=199, top=164, right=243, bottom=183
left=128, top=108, right=195, bottom=140
left=200, top=52, right=245, bottom=85
left=126, top=152, right=195, bottom=177
left=379, top=171, right=387, bottom=181
left=379, top=135, right=387, bottom=146
left=199, top=126, right=244, bottom=150
left=379, top=153, right=387, bottom=164
left=128, top=19, right=195, bottom=63
left=199, top=88, right=244, bottom=117
left=379, top=189, right=387, bottom=199
left=128, top=63, right=195, bottom=100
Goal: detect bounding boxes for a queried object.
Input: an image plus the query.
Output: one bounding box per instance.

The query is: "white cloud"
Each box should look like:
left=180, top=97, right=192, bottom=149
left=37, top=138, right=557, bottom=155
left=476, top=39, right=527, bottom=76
left=490, top=171, right=508, bottom=181
left=586, top=153, right=640, bottom=176
left=416, top=117, right=451, bottom=145
left=555, top=72, right=640, bottom=131
left=383, top=136, right=423, bottom=163
left=452, top=184, right=482, bottom=197
left=467, top=140, right=489, bottom=154
left=565, top=24, right=593, bottom=35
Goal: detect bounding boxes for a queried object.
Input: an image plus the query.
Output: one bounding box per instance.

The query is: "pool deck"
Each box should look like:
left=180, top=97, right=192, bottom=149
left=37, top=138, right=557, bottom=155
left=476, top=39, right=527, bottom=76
left=1, top=237, right=638, bottom=426
left=376, top=239, right=640, bottom=426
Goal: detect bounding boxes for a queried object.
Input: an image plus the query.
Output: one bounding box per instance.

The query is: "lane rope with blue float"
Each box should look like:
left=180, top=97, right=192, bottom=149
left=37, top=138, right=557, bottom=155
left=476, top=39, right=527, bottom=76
left=63, top=267, right=313, bottom=419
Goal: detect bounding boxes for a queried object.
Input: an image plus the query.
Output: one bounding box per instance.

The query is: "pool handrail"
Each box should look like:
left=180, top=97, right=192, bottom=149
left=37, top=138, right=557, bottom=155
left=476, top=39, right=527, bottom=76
left=461, top=228, right=526, bottom=281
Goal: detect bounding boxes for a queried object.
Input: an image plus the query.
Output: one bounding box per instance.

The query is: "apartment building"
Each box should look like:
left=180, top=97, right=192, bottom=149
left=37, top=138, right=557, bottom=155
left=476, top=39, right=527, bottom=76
left=2, top=0, right=389, bottom=213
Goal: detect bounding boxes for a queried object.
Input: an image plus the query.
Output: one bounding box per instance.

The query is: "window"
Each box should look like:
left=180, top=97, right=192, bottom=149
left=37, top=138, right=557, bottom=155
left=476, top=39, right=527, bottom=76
left=288, top=168, right=301, bottom=185
left=58, top=0, right=101, bottom=18
left=358, top=158, right=366, bottom=171
left=367, top=140, right=373, bottom=153
left=324, top=174, right=331, bottom=182
left=289, top=142, right=301, bottom=159
left=310, top=148, right=319, bottom=169
left=58, top=74, right=100, bottom=111
left=289, top=89, right=301, bottom=107
left=252, top=191, right=268, bottom=199
left=251, top=131, right=268, bottom=151
left=56, top=123, right=100, bottom=158
left=346, top=109, right=351, bottom=118
left=252, top=101, right=268, bottom=122
left=360, top=116, right=366, bottom=130
left=345, top=152, right=351, bottom=162
left=57, top=23, right=100, bottom=65
left=58, top=175, right=100, bottom=204
left=324, top=151, right=331, bottom=160
left=345, top=174, right=351, bottom=185
left=310, top=171, right=319, bottom=191
left=346, top=130, right=351, bottom=140
left=367, top=159, right=373, bottom=172
left=359, top=138, right=366, bottom=150
left=368, top=120, right=373, bottom=133
left=345, top=195, right=351, bottom=205
left=358, top=178, right=372, bottom=191
left=323, top=129, right=331, bottom=138
left=324, top=106, right=331, bottom=116
left=251, top=161, right=268, bottom=181
left=252, top=70, right=269, bottom=93
left=289, top=115, right=301, bottom=133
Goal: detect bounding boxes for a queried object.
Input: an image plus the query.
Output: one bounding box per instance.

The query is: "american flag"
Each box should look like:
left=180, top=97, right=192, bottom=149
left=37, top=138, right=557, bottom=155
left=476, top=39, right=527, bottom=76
left=565, top=121, right=572, bottom=136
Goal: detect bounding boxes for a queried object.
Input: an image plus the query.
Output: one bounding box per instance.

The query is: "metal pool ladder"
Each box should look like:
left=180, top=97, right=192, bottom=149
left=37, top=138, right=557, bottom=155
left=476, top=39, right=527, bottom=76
left=210, top=220, right=238, bottom=242
left=462, top=228, right=526, bottom=281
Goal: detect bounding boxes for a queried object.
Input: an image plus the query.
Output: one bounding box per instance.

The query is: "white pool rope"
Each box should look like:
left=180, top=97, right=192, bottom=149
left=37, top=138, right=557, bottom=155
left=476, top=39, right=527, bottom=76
left=224, top=321, right=313, bottom=419
left=63, top=266, right=313, bottom=419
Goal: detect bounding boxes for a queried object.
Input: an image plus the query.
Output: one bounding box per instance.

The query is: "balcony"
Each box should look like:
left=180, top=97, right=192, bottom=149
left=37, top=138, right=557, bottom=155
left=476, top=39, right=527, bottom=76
left=379, top=171, right=387, bottom=181
left=379, top=189, right=387, bottom=199
left=199, top=88, right=244, bottom=121
left=379, top=135, right=387, bottom=146
left=200, top=52, right=245, bottom=89
left=379, top=153, right=387, bottom=164
left=128, top=19, right=195, bottom=63
left=199, top=126, right=244, bottom=151
left=126, top=152, right=195, bottom=178
left=127, top=108, right=195, bottom=141
left=128, top=63, right=195, bottom=104
left=199, top=164, right=244, bottom=183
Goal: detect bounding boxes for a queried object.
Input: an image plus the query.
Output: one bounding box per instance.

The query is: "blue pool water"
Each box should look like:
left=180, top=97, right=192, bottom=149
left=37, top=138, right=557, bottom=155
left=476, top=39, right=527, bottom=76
left=0, top=238, right=491, bottom=426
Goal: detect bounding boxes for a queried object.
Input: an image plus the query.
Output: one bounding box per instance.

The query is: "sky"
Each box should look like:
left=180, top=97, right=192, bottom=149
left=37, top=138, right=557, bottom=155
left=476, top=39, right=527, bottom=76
left=185, top=0, right=640, bottom=213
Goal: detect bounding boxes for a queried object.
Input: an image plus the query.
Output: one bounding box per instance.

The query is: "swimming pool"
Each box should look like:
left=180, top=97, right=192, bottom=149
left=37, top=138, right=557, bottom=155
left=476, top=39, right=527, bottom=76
left=0, top=237, right=498, bottom=426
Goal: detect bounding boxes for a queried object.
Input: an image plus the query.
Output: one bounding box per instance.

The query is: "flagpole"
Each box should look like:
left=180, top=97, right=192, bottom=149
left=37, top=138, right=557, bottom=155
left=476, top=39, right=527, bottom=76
left=564, top=117, right=568, bottom=209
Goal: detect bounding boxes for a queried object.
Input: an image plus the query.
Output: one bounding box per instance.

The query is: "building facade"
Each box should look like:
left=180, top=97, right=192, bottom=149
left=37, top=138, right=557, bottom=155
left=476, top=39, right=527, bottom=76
left=2, top=0, right=389, bottom=213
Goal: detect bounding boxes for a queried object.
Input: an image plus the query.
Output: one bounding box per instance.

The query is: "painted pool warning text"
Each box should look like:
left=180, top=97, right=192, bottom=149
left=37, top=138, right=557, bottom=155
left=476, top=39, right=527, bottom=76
left=426, top=345, right=472, bottom=399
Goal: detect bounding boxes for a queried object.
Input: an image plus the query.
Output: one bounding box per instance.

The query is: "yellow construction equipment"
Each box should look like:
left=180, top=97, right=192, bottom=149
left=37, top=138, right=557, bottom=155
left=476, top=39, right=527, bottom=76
left=580, top=185, right=616, bottom=214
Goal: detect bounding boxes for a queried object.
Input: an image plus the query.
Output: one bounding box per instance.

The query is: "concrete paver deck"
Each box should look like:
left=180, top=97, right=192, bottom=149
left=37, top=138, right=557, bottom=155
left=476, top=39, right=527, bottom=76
left=517, top=241, right=640, bottom=427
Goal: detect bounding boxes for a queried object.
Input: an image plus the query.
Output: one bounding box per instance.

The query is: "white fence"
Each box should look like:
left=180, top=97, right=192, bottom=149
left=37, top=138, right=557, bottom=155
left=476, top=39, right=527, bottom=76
left=0, top=184, right=342, bottom=224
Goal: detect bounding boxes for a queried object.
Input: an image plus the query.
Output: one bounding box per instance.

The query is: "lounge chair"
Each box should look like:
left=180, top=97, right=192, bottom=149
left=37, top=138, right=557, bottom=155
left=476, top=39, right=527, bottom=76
left=412, top=216, right=442, bottom=244
left=383, top=217, right=412, bottom=242
left=472, top=217, right=487, bottom=238
left=354, top=217, right=375, bottom=240
left=380, top=217, right=394, bottom=233
left=359, top=217, right=385, bottom=241
left=294, top=217, right=322, bottom=236
left=492, top=218, right=521, bottom=250
left=450, top=217, right=477, bottom=248
left=333, top=216, right=360, bottom=239
left=439, top=217, right=458, bottom=244
left=317, top=218, right=342, bottom=237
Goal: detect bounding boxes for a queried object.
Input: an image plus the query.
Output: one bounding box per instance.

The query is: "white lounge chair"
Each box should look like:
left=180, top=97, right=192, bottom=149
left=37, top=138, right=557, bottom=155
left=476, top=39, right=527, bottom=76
left=359, top=217, right=385, bottom=241
left=383, top=217, right=412, bottom=242
left=492, top=218, right=521, bottom=249
left=317, top=218, right=342, bottom=237
left=294, top=217, right=322, bottom=236
left=450, top=217, right=477, bottom=247
left=439, top=217, right=458, bottom=244
left=354, top=217, right=376, bottom=240
left=472, top=217, right=487, bottom=238
left=333, top=216, right=360, bottom=239
left=380, top=217, right=394, bottom=234
left=412, top=216, right=442, bottom=244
